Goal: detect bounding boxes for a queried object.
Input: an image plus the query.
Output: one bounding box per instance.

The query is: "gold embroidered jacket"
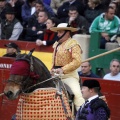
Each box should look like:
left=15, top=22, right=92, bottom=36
left=52, top=38, right=82, bottom=74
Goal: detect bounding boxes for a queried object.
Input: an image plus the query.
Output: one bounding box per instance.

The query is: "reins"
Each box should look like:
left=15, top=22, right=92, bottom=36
left=23, top=76, right=59, bottom=93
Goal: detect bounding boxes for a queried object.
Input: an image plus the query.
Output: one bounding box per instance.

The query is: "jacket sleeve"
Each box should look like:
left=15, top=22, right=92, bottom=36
left=46, top=34, right=58, bottom=46
left=62, top=45, right=82, bottom=74
left=89, top=16, right=103, bottom=33
left=95, top=107, right=108, bottom=120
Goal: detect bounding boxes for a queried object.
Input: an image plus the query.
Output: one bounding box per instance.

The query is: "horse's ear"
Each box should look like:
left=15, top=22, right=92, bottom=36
left=27, top=48, right=35, bottom=57
left=16, top=49, right=21, bottom=58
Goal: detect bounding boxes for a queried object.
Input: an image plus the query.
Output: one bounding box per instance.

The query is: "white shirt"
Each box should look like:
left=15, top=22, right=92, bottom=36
left=88, top=95, right=99, bottom=103
left=103, top=73, right=120, bottom=81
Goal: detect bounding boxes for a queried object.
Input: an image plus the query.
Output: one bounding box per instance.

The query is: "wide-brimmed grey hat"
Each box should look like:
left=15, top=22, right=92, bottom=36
left=50, top=23, right=78, bottom=32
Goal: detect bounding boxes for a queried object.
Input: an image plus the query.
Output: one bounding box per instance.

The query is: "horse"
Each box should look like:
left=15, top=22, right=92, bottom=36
left=4, top=49, right=74, bottom=120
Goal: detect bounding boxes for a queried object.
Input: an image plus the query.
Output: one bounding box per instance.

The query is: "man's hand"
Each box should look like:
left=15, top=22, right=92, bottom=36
left=50, top=68, right=63, bottom=76
left=36, top=39, right=43, bottom=46
left=69, top=17, right=76, bottom=24
left=101, top=32, right=110, bottom=41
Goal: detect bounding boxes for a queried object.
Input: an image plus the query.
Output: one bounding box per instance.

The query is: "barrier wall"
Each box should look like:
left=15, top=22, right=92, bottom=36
left=73, top=34, right=90, bottom=61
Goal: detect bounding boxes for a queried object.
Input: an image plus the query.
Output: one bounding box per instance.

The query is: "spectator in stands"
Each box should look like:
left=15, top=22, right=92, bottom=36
left=78, top=61, right=100, bottom=78
left=22, top=0, right=55, bottom=26
left=89, top=6, right=120, bottom=49
left=28, top=0, right=54, bottom=28
left=50, top=0, right=67, bottom=14
left=0, top=0, right=11, bottom=20
left=76, top=79, right=110, bottom=120
left=103, top=59, right=120, bottom=81
left=109, top=1, right=120, bottom=18
left=57, top=0, right=85, bottom=19
left=27, top=1, right=45, bottom=28
left=62, top=6, right=89, bottom=34
left=25, top=10, right=49, bottom=41
left=9, top=0, right=24, bottom=23
left=0, top=6, right=23, bottom=40
left=84, top=0, right=104, bottom=26
left=36, top=17, right=59, bottom=46
left=21, top=0, right=36, bottom=26
left=3, top=42, right=20, bottom=57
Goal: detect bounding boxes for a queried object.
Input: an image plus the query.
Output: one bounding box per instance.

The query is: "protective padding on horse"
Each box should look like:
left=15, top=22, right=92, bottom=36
left=16, top=88, right=72, bottom=120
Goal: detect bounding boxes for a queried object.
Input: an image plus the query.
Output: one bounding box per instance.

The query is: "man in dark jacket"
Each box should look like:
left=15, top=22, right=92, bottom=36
left=0, top=6, right=23, bottom=40
left=78, top=61, right=100, bottom=78
left=3, top=42, right=19, bottom=57
left=76, top=79, right=110, bottom=120
left=57, top=0, right=85, bottom=19
left=63, top=6, right=89, bottom=34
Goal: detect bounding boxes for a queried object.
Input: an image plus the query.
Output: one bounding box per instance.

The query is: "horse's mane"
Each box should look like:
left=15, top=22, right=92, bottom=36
left=32, top=56, right=55, bottom=87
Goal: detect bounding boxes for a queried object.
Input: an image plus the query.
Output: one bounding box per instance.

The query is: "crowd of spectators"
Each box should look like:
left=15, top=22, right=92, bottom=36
left=0, top=0, right=120, bottom=46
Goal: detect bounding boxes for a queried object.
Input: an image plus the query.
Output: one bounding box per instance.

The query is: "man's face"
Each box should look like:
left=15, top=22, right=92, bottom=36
left=68, top=10, right=78, bottom=19
left=81, top=62, right=91, bottom=75
left=57, top=30, right=65, bottom=38
left=30, top=1, right=36, bottom=7
left=81, top=86, right=91, bottom=100
left=106, top=8, right=115, bottom=20
left=0, top=1, right=6, bottom=8
left=5, top=14, right=15, bottom=22
left=6, top=47, right=16, bottom=55
left=110, top=61, right=120, bottom=76
left=38, top=12, right=48, bottom=23
left=35, top=3, right=44, bottom=12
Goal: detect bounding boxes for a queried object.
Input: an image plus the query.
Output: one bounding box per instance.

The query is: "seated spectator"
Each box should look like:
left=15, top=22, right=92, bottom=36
left=62, top=6, right=89, bottom=34
left=36, top=17, right=59, bottom=46
left=3, top=42, right=20, bottom=57
left=89, top=6, right=120, bottom=49
left=0, top=0, right=12, bottom=20
left=103, top=59, right=120, bottom=81
left=78, top=61, right=100, bottom=78
left=28, top=0, right=54, bottom=28
left=9, top=0, right=24, bottom=23
left=27, top=1, right=45, bottom=28
left=84, top=0, right=104, bottom=26
left=57, top=0, right=85, bottom=19
left=0, top=6, right=23, bottom=40
left=21, top=0, right=36, bottom=26
left=50, top=0, right=66, bottom=14
left=109, top=1, right=120, bottom=18
left=25, top=10, right=49, bottom=41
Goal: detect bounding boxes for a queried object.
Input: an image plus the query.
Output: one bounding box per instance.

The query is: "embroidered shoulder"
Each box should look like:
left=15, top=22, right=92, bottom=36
left=65, top=38, right=80, bottom=50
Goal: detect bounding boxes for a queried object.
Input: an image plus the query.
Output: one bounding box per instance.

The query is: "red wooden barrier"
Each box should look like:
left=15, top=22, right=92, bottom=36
left=0, top=40, right=53, bottom=53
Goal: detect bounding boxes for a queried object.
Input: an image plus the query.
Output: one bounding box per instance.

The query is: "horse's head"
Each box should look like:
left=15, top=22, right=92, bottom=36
left=4, top=49, right=55, bottom=100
